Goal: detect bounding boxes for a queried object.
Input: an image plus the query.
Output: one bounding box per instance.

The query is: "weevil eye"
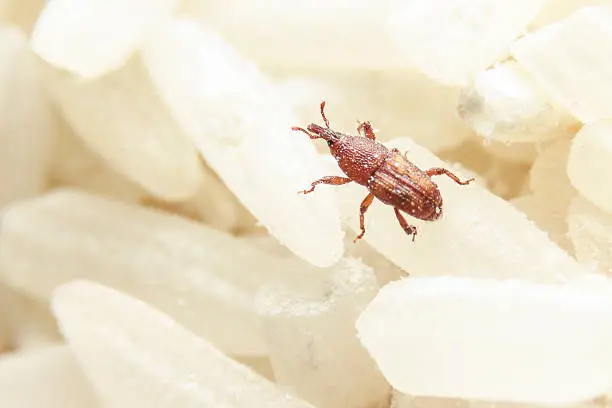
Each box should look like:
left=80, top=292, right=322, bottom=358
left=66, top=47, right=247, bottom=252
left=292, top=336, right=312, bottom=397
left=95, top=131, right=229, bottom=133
left=327, top=139, right=334, bottom=147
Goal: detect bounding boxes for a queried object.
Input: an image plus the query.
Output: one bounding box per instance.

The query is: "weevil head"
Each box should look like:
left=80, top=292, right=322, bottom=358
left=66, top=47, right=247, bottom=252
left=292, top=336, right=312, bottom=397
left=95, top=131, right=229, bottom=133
left=306, top=124, right=343, bottom=149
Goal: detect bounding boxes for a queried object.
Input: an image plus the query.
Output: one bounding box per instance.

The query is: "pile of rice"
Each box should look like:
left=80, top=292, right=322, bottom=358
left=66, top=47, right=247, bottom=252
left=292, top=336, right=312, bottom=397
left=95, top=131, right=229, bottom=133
left=1, top=1, right=612, bottom=408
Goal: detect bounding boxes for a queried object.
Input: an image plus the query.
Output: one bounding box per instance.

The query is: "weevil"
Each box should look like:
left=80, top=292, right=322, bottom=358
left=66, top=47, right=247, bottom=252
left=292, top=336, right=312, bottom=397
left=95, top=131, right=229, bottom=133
left=292, top=101, right=474, bottom=242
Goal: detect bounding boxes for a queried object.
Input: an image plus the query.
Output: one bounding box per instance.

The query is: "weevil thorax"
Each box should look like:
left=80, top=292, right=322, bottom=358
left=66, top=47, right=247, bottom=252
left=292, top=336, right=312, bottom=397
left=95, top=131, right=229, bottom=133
left=332, top=136, right=389, bottom=185
left=307, top=124, right=389, bottom=185
left=310, top=127, right=387, bottom=187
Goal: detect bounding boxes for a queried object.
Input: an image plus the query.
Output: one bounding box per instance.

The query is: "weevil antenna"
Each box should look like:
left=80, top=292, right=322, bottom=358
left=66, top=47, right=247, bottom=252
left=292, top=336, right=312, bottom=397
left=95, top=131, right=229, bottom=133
left=320, top=101, right=330, bottom=128
left=292, top=126, right=319, bottom=140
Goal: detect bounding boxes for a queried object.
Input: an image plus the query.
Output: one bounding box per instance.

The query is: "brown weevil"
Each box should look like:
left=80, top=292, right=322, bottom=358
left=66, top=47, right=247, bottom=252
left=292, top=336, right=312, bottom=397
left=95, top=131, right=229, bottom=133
left=292, top=101, right=474, bottom=242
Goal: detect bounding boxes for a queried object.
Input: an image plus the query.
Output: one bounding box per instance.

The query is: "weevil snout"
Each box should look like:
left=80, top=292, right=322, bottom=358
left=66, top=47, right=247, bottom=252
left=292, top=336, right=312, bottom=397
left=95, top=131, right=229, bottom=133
left=307, top=124, right=341, bottom=146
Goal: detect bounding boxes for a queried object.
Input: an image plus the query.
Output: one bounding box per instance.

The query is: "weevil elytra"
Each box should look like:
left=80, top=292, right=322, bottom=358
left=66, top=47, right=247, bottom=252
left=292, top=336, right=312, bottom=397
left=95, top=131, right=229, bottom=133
left=292, top=101, right=474, bottom=242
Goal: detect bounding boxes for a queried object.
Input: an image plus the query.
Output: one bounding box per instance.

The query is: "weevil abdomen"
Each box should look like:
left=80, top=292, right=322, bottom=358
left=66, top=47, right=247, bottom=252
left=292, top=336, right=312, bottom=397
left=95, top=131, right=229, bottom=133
left=367, top=150, right=443, bottom=221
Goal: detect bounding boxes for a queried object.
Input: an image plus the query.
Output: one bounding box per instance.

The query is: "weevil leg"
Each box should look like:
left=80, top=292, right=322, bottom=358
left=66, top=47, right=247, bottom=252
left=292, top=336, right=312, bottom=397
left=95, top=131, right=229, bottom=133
left=391, top=147, right=408, bottom=158
left=390, top=147, right=410, bottom=159
left=425, top=167, right=474, bottom=185
left=356, top=121, right=376, bottom=140
left=394, top=207, right=418, bottom=242
left=298, top=176, right=352, bottom=194
left=354, top=192, right=375, bottom=242
left=320, top=101, right=331, bottom=128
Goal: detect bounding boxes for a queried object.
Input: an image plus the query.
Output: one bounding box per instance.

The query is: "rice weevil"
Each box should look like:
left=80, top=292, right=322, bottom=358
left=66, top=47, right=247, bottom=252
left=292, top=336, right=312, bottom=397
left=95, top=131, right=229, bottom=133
left=292, top=101, right=474, bottom=242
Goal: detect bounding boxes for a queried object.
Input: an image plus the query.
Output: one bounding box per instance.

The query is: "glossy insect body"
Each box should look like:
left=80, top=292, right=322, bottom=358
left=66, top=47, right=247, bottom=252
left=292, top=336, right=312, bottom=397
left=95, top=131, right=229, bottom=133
left=293, top=101, right=474, bottom=242
left=368, top=149, right=443, bottom=221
